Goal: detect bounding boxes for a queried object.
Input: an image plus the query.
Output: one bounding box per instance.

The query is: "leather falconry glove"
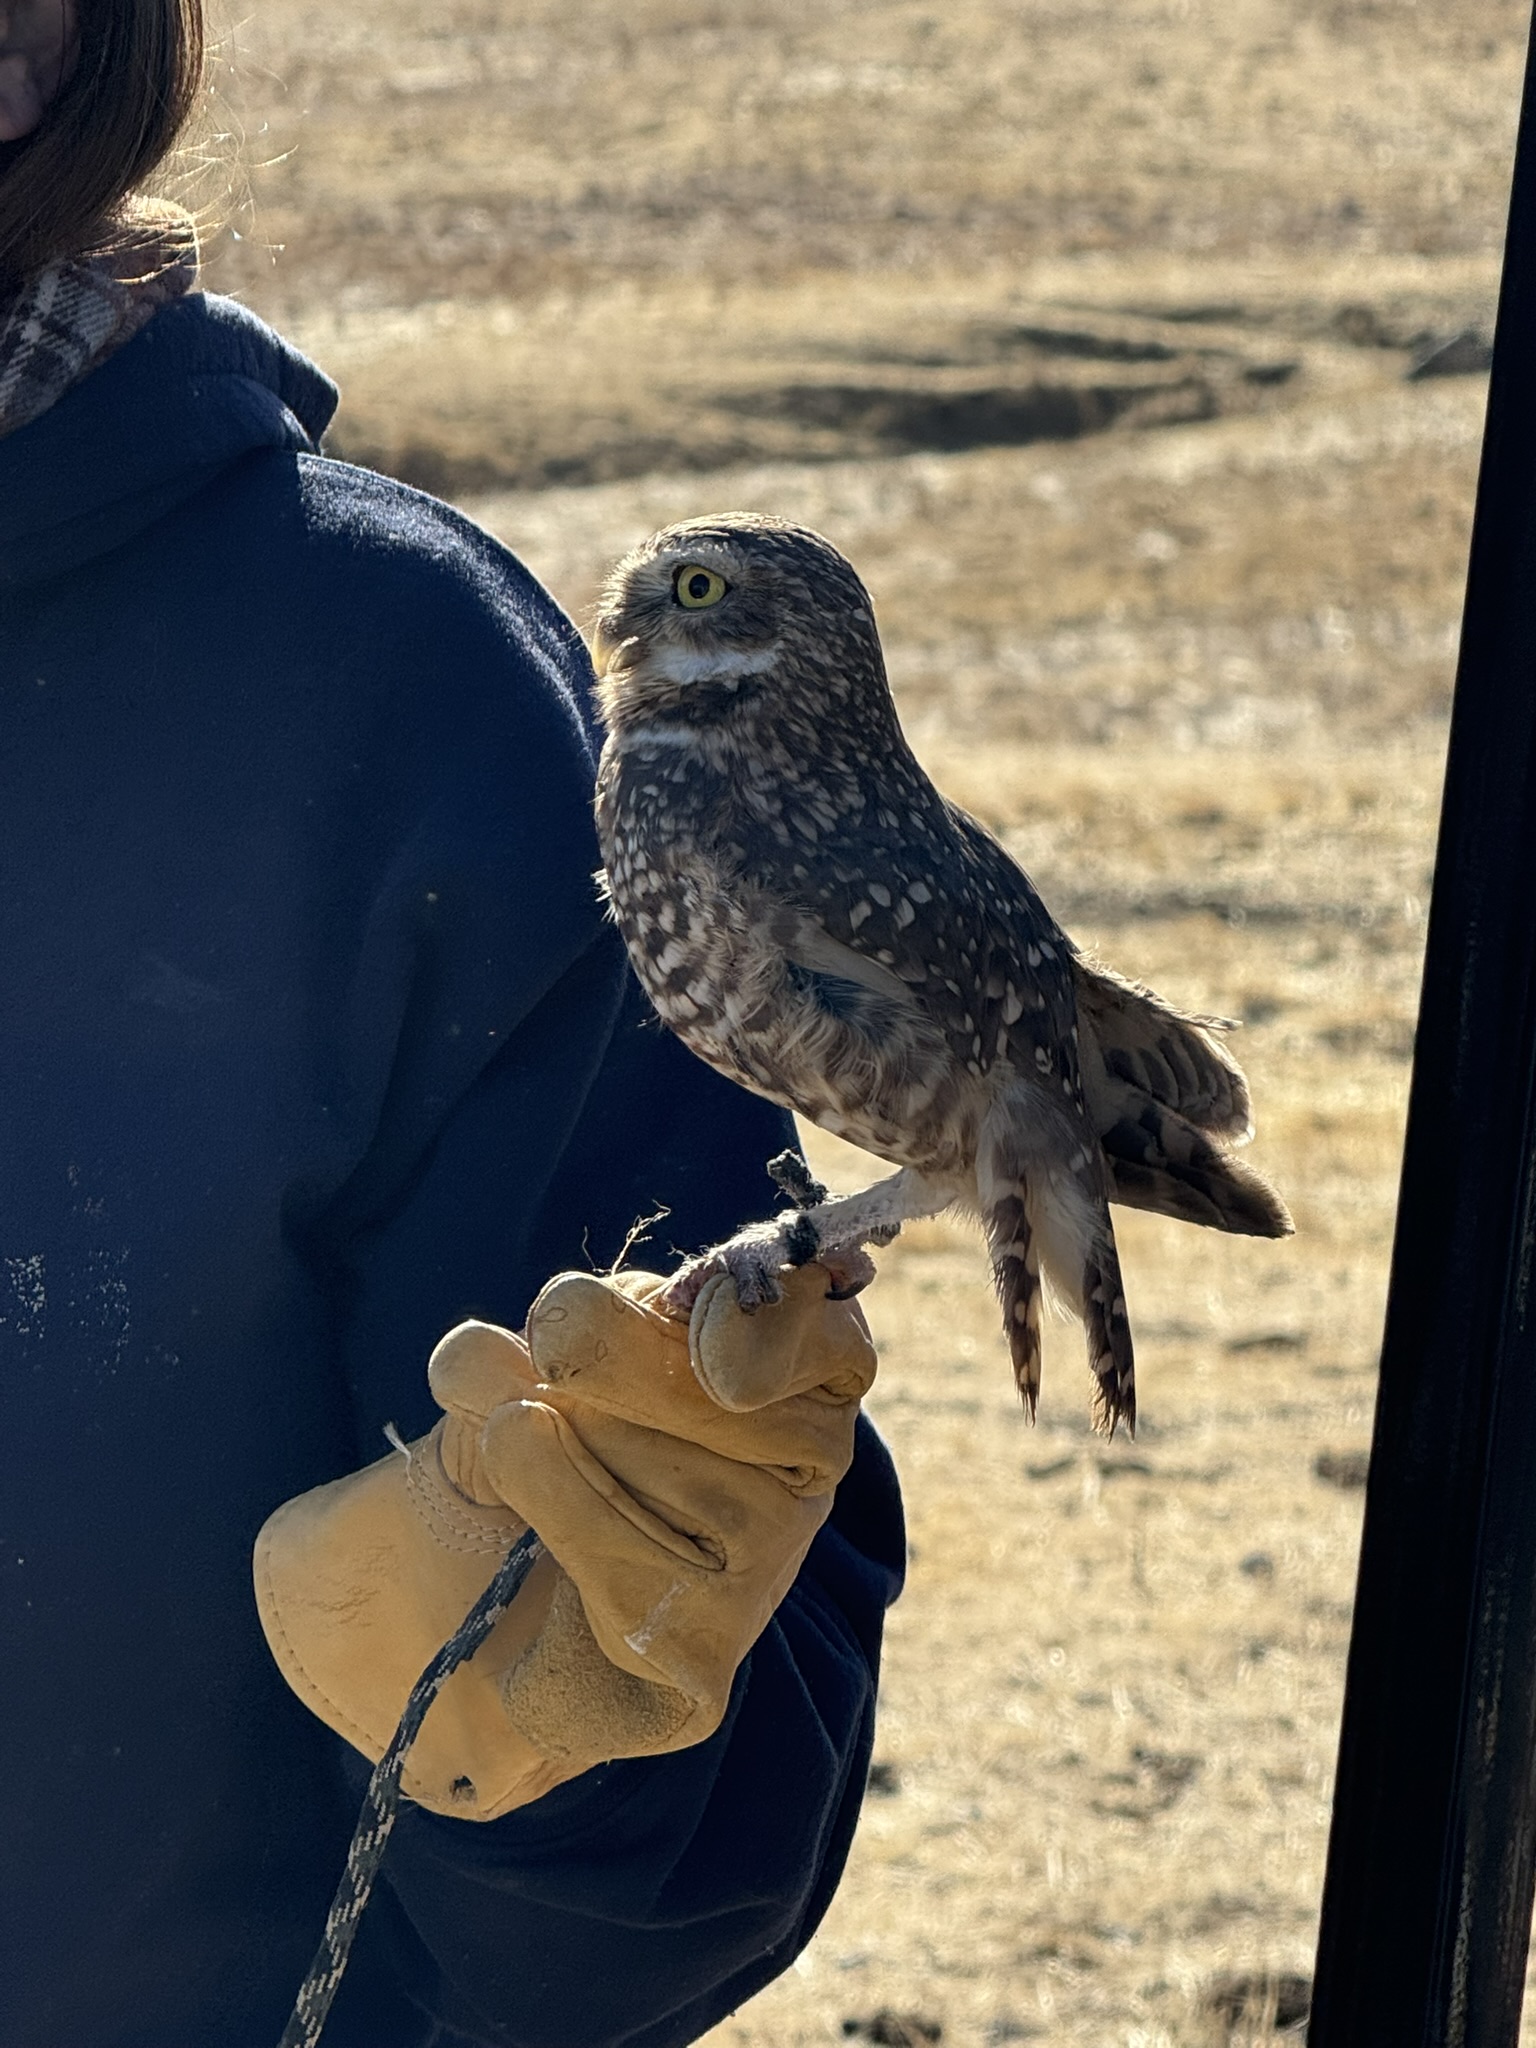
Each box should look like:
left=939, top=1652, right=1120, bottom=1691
left=254, top=1262, right=875, bottom=1820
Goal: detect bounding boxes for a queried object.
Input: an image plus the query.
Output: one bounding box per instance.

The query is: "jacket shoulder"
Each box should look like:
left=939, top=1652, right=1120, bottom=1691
left=202, top=447, right=595, bottom=734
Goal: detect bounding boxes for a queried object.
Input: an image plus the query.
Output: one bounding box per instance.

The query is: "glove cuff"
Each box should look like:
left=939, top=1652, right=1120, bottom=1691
left=254, top=1425, right=567, bottom=1820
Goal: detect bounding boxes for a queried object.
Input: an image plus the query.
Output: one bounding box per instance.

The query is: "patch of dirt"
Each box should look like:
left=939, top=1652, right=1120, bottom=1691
left=1315, top=1449, right=1372, bottom=1490
left=1092, top=1747, right=1204, bottom=1821
left=722, top=372, right=1222, bottom=457
left=844, top=2012, right=944, bottom=2046
left=1205, top=1969, right=1312, bottom=2037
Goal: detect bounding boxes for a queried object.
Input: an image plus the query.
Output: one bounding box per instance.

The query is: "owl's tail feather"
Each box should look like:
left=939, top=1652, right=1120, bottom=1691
left=1101, top=1104, right=1293, bottom=1239
left=985, top=1189, right=1043, bottom=1419
left=1082, top=1233, right=1137, bottom=1440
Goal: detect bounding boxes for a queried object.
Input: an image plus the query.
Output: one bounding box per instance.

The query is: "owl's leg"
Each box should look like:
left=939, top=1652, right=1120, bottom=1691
left=780, top=1167, right=952, bottom=1301
left=794, top=1167, right=949, bottom=1256
left=663, top=1168, right=952, bottom=1315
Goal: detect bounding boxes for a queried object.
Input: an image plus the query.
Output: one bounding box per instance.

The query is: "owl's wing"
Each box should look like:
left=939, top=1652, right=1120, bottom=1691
left=770, top=909, right=914, bottom=1005
left=1071, top=956, right=1290, bottom=1237
left=738, top=789, right=1081, bottom=1086
left=1071, top=957, right=1253, bottom=1140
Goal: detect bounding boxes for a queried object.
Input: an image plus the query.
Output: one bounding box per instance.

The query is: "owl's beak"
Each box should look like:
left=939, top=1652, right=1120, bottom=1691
left=588, top=620, right=640, bottom=678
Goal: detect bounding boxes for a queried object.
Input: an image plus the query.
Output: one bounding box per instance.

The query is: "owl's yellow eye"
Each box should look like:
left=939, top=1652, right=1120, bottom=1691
left=674, top=564, right=729, bottom=610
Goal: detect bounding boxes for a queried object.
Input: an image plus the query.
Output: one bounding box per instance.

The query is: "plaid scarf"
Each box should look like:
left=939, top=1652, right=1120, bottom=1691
left=0, top=203, right=199, bottom=441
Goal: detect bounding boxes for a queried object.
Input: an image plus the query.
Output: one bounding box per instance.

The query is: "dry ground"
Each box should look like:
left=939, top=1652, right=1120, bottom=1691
left=195, top=0, right=1530, bottom=2037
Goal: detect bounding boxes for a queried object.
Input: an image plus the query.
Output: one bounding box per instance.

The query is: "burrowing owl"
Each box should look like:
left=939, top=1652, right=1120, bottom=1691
left=591, top=515, right=1290, bottom=1434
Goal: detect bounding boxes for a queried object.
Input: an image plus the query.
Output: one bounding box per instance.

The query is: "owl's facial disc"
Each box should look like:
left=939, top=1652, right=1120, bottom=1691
left=590, top=536, right=785, bottom=731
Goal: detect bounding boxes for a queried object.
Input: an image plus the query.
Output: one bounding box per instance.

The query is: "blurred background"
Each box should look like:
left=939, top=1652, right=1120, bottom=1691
left=199, top=3, right=1526, bottom=2040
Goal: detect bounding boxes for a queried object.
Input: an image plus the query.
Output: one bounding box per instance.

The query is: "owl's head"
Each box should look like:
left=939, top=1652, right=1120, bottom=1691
left=589, top=514, right=886, bottom=737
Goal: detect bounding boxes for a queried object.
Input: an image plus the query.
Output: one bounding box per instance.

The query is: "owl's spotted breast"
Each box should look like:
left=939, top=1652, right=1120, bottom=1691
left=603, top=717, right=1087, bottom=1109
left=598, top=737, right=979, bottom=1172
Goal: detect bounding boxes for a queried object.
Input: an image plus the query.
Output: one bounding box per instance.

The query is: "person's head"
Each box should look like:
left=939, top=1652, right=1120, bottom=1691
left=0, top=0, right=203, bottom=291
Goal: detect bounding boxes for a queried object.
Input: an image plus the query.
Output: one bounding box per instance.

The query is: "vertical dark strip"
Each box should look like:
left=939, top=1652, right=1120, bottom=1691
left=1310, top=12, right=1536, bottom=2044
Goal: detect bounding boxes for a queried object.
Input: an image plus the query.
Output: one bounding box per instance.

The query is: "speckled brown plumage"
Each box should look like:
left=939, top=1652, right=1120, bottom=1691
left=591, top=514, right=1291, bottom=1434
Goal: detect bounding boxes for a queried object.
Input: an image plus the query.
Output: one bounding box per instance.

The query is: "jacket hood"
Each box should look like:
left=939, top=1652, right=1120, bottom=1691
left=0, top=292, right=338, bottom=590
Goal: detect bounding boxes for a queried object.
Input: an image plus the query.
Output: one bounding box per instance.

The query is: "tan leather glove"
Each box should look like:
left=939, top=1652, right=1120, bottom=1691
left=253, top=1263, right=875, bottom=1820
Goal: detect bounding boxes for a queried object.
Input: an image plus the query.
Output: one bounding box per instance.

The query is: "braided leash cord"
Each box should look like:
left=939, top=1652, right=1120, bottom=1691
left=277, top=1526, right=544, bottom=2048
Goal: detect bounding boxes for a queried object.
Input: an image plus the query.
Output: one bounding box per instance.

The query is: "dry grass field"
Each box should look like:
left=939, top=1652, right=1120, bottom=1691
left=197, top=0, right=1530, bottom=2038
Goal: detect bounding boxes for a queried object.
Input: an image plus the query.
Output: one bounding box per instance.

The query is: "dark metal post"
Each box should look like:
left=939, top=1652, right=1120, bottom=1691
left=1309, top=13, right=1536, bottom=2043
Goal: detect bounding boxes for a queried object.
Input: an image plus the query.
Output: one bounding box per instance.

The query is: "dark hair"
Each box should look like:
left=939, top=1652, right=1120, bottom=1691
left=0, top=0, right=204, bottom=292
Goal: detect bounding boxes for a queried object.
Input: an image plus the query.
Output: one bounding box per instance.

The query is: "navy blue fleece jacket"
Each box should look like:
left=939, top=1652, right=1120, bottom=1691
left=0, top=293, right=904, bottom=2048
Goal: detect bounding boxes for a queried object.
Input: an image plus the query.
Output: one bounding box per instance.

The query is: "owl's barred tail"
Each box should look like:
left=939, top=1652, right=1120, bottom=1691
left=986, top=1190, right=1043, bottom=1418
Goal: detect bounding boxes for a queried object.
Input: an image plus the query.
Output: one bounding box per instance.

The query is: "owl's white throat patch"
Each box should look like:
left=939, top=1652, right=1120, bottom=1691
left=644, top=642, right=781, bottom=687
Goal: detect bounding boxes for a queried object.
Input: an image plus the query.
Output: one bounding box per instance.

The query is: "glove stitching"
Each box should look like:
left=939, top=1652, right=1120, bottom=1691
left=406, top=1439, right=522, bottom=1557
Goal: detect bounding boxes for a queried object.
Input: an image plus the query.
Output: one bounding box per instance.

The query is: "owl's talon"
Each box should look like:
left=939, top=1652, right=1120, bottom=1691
left=815, top=1242, right=879, bottom=1300
left=664, top=1226, right=793, bottom=1317
left=722, top=1237, right=787, bottom=1311
left=666, top=1213, right=889, bottom=1319
left=659, top=1261, right=712, bottom=1317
